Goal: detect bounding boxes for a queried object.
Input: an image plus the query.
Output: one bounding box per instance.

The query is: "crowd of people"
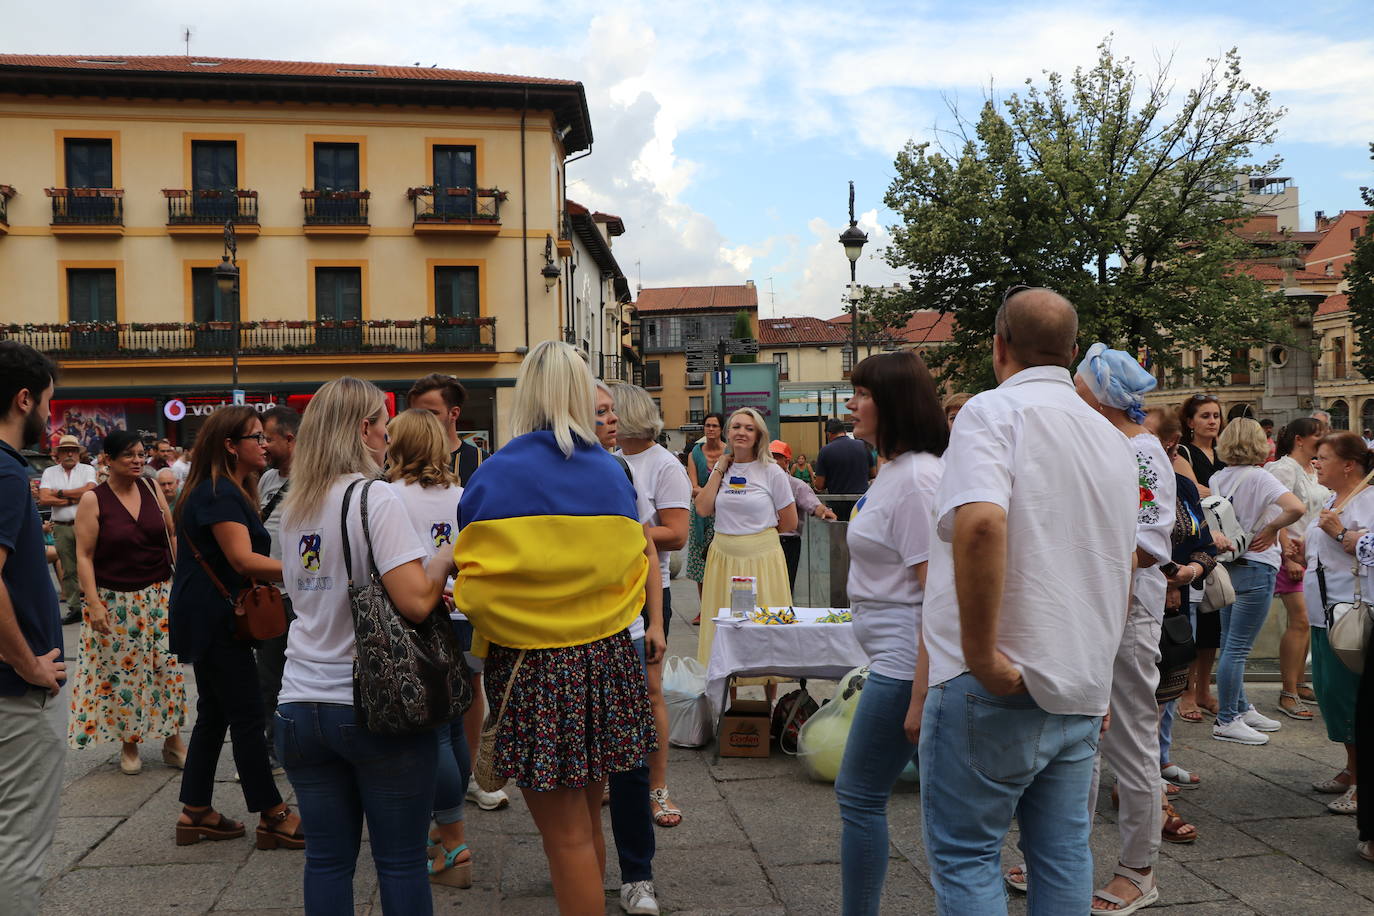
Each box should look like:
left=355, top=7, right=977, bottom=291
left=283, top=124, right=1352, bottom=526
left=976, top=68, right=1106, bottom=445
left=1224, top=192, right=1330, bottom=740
left=4, top=283, right=1374, bottom=916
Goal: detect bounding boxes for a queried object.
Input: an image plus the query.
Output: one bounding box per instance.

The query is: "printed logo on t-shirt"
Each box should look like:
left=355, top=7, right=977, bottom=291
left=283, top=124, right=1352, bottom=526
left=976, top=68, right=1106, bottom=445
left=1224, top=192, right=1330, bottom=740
left=852, top=494, right=867, bottom=518
left=726, top=474, right=748, bottom=491
left=298, top=531, right=322, bottom=571
left=430, top=521, right=453, bottom=548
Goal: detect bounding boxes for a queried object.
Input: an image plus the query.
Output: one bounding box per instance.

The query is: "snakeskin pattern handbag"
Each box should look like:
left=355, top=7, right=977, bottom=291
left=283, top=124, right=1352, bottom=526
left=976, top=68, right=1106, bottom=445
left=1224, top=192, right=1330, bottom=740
left=341, top=478, right=472, bottom=735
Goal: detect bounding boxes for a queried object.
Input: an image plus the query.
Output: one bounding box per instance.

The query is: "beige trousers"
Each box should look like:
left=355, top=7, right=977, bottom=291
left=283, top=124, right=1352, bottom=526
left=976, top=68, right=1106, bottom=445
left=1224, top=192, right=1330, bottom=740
left=0, top=687, right=65, bottom=915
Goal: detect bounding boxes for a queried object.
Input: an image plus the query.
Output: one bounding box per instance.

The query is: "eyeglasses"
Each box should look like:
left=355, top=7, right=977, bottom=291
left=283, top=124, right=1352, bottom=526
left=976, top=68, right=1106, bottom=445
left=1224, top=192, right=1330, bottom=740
left=1190, top=394, right=1217, bottom=402
left=1000, top=284, right=1033, bottom=305
left=234, top=433, right=267, bottom=444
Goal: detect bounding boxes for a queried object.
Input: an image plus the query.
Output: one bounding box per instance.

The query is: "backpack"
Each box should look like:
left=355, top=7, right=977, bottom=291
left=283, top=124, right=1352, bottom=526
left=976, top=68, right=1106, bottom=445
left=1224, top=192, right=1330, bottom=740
left=771, top=684, right=819, bottom=755
left=1199, top=468, right=1256, bottom=563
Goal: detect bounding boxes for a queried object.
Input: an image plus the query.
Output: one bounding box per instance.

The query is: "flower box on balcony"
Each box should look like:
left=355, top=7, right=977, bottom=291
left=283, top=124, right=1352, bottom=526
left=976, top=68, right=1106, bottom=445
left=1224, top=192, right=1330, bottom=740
left=207, top=321, right=232, bottom=330
left=445, top=187, right=471, bottom=197
left=161, top=188, right=188, bottom=198
left=405, top=187, right=432, bottom=200
left=392, top=320, right=417, bottom=328
left=197, top=189, right=224, bottom=199
left=286, top=321, right=309, bottom=329
left=0, top=185, right=14, bottom=199
left=236, top=189, right=258, bottom=198
left=259, top=320, right=283, bottom=329
left=300, top=190, right=320, bottom=199
left=73, top=188, right=100, bottom=197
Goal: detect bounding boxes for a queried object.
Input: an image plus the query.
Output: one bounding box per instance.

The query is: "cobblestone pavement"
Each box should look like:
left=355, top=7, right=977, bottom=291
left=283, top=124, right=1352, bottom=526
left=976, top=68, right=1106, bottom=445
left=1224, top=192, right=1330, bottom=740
left=39, top=579, right=1374, bottom=914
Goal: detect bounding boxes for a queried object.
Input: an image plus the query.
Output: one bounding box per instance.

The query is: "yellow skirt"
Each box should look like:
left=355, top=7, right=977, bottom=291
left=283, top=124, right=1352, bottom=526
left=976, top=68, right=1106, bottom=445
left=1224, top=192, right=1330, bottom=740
left=696, top=529, right=793, bottom=670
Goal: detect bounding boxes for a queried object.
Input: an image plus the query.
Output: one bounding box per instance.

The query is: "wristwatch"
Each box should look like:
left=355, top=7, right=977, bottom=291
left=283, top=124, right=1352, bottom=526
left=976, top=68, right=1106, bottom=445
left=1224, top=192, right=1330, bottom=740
left=1160, top=562, right=1180, bottom=577
left=1339, top=528, right=1349, bottom=545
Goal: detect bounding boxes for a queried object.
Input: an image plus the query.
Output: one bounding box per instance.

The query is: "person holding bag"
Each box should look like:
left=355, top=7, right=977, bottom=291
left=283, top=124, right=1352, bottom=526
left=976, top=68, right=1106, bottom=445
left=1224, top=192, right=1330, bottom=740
left=1302, top=432, right=1374, bottom=816
left=69, top=428, right=187, bottom=775
left=168, top=406, right=299, bottom=850
left=275, top=378, right=454, bottom=915
left=453, top=341, right=659, bottom=916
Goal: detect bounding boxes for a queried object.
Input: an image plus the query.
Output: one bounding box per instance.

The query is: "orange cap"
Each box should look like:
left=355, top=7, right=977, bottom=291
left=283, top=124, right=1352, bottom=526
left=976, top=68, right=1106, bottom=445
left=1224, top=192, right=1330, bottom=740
left=769, top=439, right=792, bottom=461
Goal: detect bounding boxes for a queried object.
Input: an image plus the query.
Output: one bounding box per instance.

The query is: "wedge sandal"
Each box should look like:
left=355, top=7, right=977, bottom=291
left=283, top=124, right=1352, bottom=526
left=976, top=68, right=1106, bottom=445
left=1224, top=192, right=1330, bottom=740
left=1277, top=691, right=1314, bottom=721
left=429, top=842, right=473, bottom=888
left=1162, top=802, right=1198, bottom=844
left=256, top=806, right=305, bottom=850
left=175, top=806, right=245, bottom=846
left=1091, top=864, right=1160, bottom=915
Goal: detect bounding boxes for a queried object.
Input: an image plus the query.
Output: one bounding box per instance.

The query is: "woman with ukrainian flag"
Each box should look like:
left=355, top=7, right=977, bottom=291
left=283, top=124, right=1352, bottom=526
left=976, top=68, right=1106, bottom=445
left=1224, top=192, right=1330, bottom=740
left=453, top=340, right=661, bottom=915
left=694, top=407, right=798, bottom=674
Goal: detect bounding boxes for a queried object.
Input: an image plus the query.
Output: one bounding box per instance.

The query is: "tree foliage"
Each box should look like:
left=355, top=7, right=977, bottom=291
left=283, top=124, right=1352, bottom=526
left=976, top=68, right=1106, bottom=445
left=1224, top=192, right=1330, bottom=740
left=1349, top=144, right=1374, bottom=380
left=729, top=308, right=757, bottom=363
left=876, top=41, right=1287, bottom=391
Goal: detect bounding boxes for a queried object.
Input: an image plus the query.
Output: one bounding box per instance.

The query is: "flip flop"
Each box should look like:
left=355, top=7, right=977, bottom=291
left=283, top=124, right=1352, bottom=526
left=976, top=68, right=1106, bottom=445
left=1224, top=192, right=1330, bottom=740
left=1004, top=864, right=1027, bottom=893
left=1177, top=707, right=1205, bottom=723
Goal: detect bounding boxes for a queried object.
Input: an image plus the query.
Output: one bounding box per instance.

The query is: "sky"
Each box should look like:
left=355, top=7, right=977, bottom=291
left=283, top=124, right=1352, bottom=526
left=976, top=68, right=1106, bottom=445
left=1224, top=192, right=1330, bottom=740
left=8, top=0, right=1374, bottom=320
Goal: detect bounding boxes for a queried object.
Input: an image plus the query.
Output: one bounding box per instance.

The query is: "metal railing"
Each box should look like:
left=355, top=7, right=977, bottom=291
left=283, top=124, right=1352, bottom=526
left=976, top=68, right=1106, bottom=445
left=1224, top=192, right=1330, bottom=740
left=600, top=353, right=625, bottom=381
left=0, top=316, right=497, bottom=358
left=302, top=191, right=370, bottom=225
left=47, top=188, right=124, bottom=225
left=164, top=189, right=259, bottom=225
left=0, top=188, right=10, bottom=224
left=687, top=409, right=706, bottom=424
left=409, top=187, right=503, bottom=224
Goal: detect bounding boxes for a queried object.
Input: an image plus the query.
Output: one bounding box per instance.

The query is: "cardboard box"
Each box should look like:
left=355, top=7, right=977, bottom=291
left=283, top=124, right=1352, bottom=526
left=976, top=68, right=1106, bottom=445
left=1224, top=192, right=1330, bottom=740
left=719, top=699, right=771, bottom=757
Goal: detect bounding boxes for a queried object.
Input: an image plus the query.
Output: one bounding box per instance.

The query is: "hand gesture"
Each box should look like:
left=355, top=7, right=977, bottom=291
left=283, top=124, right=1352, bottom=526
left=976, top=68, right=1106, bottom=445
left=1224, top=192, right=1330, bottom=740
left=1212, top=532, right=1234, bottom=554
left=1250, top=526, right=1277, bottom=554
left=714, top=455, right=734, bottom=476
left=971, top=651, right=1026, bottom=696
left=28, top=648, right=67, bottom=696
left=814, top=505, right=838, bottom=521
left=87, top=603, right=112, bottom=636
left=1319, top=509, right=1344, bottom=539
left=1284, top=559, right=1305, bottom=580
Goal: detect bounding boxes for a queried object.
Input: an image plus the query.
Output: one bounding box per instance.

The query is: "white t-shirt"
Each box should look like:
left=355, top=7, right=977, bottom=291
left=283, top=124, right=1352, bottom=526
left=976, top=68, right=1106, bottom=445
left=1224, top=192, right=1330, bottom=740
left=1304, top=489, right=1374, bottom=627
left=1210, top=465, right=1292, bottom=569
left=40, top=461, right=96, bottom=523
left=1267, top=455, right=1330, bottom=537
left=173, top=458, right=190, bottom=483
left=278, top=475, right=428, bottom=705
left=387, top=479, right=463, bottom=619
left=1131, top=434, right=1177, bottom=623
left=921, top=367, right=1138, bottom=717
left=846, top=450, right=942, bottom=680
left=712, top=460, right=795, bottom=536
left=620, top=444, right=692, bottom=588
left=258, top=468, right=288, bottom=562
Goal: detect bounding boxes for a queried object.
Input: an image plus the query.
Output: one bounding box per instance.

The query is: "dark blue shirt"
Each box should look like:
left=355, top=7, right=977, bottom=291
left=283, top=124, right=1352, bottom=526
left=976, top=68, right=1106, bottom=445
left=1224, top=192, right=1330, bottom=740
left=169, top=477, right=271, bottom=664
left=0, top=440, right=62, bottom=695
left=815, top=435, right=875, bottom=495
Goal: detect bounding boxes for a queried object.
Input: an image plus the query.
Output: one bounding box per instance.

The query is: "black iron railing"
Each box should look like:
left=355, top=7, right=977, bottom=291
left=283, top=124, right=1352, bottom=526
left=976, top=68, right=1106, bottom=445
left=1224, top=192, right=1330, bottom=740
left=47, top=188, right=124, bottom=225
left=688, top=409, right=706, bottom=424
left=0, top=186, right=11, bottom=224
left=600, top=353, right=624, bottom=381
left=303, top=191, right=370, bottom=225
left=0, top=316, right=497, bottom=358
left=164, top=189, right=259, bottom=225
left=408, top=186, right=504, bottom=223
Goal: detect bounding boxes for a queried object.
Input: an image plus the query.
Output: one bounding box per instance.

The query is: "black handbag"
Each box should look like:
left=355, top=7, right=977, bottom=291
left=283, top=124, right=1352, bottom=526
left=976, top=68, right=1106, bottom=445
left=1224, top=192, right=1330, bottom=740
left=1156, top=605, right=1197, bottom=705
left=341, top=478, right=472, bottom=735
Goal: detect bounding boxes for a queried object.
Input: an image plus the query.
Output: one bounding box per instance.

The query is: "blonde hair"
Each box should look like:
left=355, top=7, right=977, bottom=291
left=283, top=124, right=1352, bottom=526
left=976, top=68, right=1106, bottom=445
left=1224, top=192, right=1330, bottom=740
left=727, top=407, right=774, bottom=465
left=385, top=409, right=457, bottom=489
left=611, top=383, right=664, bottom=441
left=283, top=377, right=387, bottom=525
left=942, top=392, right=973, bottom=413
left=1216, top=417, right=1269, bottom=467
left=509, top=340, right=597, bottom=457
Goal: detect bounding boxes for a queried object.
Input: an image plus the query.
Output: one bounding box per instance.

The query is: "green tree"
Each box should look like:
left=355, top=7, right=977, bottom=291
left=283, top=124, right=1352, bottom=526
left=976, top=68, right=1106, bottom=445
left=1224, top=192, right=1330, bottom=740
left=1348, top=144, right=1374, bottom=379
left=877, top=41, right=1286, bottom=390
left=728, top=309, right=756, bottom=363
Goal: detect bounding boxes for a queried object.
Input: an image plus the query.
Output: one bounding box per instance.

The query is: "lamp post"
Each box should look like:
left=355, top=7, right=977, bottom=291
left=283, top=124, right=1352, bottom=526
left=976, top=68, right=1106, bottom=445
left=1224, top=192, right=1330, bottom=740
left=212, top=220, right=241, bottom=386
left=837, top=180, right=868, bottom=374
left=541, top=233, right=561, bottom=292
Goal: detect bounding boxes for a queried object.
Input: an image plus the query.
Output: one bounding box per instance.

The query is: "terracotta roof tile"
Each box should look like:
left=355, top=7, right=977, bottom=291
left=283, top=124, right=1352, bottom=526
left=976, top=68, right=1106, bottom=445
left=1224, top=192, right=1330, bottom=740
left=1233, top=262, right=1330, bottom=282
left=635, top=285, right=758, bottom=313
left=828, top=310, right=957, bottom=344
left=1317, top=293, right=1350, bottom=317
left=758, top=317, right=848, bottom=346
left=0, top=54, right=573, bottom=86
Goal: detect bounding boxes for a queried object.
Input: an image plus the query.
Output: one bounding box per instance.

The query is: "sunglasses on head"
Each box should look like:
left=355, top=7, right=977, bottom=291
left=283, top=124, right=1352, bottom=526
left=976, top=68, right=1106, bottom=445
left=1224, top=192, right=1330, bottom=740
left=1000, top=284, right=1033, bottom=305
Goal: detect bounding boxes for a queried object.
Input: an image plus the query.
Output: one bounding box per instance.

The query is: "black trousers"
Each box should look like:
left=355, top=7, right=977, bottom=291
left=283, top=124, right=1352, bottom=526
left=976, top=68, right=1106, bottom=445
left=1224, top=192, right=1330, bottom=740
left=180, top=630, right=283, bottom=814
left=1357, top=665, right=1374, bottom=841
left=254, top=598, right=294, bottom=756
left=781, top=536, right=802, bottom=591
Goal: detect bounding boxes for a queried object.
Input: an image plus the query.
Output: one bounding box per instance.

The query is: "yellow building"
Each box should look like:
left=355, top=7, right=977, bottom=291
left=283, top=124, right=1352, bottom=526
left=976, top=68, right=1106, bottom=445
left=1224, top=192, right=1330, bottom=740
left=0, top=54, right=596, bottom=448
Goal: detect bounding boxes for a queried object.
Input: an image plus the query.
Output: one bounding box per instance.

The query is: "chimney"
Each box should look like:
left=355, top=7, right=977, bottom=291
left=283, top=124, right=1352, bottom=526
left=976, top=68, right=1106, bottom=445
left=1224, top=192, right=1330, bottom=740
left=745, top=279, right=755, bottom=289
left=1315, top=210, right=1329, bottom=231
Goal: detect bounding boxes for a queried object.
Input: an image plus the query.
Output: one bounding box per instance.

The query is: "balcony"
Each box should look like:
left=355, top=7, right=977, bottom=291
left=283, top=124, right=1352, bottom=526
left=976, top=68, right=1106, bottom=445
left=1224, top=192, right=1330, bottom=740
left=408, top=186, right=504, bottom=235
left=687, top=409, right=706, bottom=424
left=46, top=188, right=124, bottom=236
left=1318, top=366, right=1363, bottom=382
left=302, top=190, right=370, bottom=236
left=1, top=316, right=498, bottom=360
left=163, top=189, right=260, bottom=236
left=0, top=184, right=12, bottom=233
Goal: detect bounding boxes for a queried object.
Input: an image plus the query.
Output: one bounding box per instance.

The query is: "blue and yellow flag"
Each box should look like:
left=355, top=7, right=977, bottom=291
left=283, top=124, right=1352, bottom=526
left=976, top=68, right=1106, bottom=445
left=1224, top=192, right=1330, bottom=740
left=454, top=430, right=648, bottom=654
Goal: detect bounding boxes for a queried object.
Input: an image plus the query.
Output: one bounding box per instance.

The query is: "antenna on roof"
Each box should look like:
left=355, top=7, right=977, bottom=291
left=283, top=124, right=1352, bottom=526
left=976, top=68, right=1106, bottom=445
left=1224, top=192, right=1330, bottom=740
left=765, top=277, right=775, bottom=318
left=635, top=260, right=643, bottom=294
left=182, top=27, right=192, bottom=57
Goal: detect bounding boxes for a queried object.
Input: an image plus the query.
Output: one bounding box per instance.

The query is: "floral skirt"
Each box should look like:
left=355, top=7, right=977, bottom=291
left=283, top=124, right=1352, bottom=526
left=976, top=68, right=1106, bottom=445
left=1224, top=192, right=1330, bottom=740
left=483, top=630, right=655, bottom=792
left=68, top=580, right=187, bottom=749
left=686, top=507, right=716, bottom=583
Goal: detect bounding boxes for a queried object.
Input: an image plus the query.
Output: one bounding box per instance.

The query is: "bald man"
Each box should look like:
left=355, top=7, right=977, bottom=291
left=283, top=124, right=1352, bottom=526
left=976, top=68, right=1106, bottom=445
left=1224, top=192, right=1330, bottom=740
left=913, top=287, right=1140, bottom=915
left=154, top=467, right=179, bottom=509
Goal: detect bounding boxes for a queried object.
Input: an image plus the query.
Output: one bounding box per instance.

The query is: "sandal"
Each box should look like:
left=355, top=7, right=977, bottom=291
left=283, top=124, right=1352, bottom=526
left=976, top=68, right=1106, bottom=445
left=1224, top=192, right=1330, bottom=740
left=256, top=806, right=305, bottom=850
left=1176, top=706, right=1205, bottom=723
left=1091, top=864, right=1160, bottom=914
left=1161, top=802, right=1197, bottom=844
left=1162, top=764, right=1201, bottom=790
left=1358, top=840, right=1374, bottom=863
left=1328, top=786, right=1358, bottom=815
left=1298, top=683, right=1317, bottom=703
left=1314, top=769, right=1354, bottom=794
left=428, top=842, right=473, bottom=888
left=1004, top=863, right=1027, bottom=893
left=1277, top=691, right=1314, bottom=721
left=175, top=806, right=245, bottom=846
left=650, top=787, right=683, bottom=828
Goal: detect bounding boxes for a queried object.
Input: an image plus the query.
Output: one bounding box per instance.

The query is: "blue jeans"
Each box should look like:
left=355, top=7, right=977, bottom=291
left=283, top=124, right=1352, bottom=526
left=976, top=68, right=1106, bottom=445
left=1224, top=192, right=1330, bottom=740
left=836, top=671, right=919, bottom=916
left=919, top=672, right=1101, bottom=916
left=1217, top=561, right=1278, bottom=725
left=608, top=636, right=654, bottom=883
left=1159, top=599, right=1194, bottom=763
left=434, top=618, right=472, bottom=825
left=275, top=703, right=438, bottom=916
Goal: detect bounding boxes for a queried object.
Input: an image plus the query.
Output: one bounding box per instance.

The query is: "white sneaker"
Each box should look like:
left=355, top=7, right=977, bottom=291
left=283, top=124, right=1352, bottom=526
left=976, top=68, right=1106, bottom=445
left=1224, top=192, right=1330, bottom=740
left=466, top=776, right=509, bottom=810
left=1242, top=704, right=1281, bottom=733
left=1212, top=717, right=1269, bottom=745
left=620, top=880, right=660, bottom=915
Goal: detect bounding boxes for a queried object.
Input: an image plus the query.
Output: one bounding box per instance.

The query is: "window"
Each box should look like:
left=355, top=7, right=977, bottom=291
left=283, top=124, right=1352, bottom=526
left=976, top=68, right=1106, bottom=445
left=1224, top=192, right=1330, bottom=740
left=689, top=396, right=704, bottom=424
left=841, top=346, right=854, bottom=374
left=643, top=360, right=662, bottom=388
left=190, top=267, right=238, bottom=352
left=434, top=266, right=479, bottom=347
left=686, top=370, right=706, bottom=388
left=432, top=145, right=476, bottom=218
left=314, top=143, right=360, bottom=191
left=315, top=267, right=363, bottom=350
left=653, top=398, right=662, bottom=416
left=191, top=140, right=237, bottom=190
left=773, top=351, right=789, bottom=380
left=65, top=138, right=113, bottom=188
left=67, top=268, right=117, bottom=352
left=1334, top=337, right=1347, bottom=378
left=640, top=314, right=738, bottom=352
left=1331, top=400, right=1350, bottom=431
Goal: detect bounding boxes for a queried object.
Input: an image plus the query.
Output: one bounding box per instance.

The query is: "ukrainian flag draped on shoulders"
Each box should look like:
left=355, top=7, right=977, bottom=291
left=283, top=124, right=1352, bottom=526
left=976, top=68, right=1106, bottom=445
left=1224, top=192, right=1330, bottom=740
left=454, top=430, right=648, bottom=656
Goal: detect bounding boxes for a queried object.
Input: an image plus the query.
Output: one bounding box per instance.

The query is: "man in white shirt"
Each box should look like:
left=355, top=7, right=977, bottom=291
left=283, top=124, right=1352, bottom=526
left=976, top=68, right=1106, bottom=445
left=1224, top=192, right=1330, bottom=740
left=912, top=288, right=1138, bottom=916
left=37, top=435, right=97, bottom=625
left=256, top=406, right=298, bottom=774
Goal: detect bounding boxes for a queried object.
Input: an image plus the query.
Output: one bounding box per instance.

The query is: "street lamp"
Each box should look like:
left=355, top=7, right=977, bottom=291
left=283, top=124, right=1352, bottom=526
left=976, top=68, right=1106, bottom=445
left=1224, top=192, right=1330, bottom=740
left=213, top=220, right=241, bottom=386
left=837, top=180, right=868, bottom=373
left=541, top=233, right=561, bottom=292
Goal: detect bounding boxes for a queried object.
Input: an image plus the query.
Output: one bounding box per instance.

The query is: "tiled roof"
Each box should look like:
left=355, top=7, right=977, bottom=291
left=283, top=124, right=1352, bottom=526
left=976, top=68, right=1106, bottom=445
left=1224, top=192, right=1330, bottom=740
left=1317, top=293, right=1350, bottom=317
left=0, top=54, right=574, bottom=86
left=759, top=317, right=848, bottom=346
left=828, top=310, right=957, bottom=344
left=635, top=285, right=758, bottom=313
left=1233, top=262, right=1330, bottom=282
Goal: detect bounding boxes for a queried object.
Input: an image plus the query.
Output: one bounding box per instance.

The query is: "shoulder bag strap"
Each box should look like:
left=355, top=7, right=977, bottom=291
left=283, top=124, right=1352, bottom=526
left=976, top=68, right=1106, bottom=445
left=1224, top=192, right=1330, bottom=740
left=488, top=650, right=526, bottom=730
left=340, top=478, right=365, bottom=588
left=358, top=479, right=383, bottom=580
left=138, top=477, right=176, bottom=571
left=260, top=478, right=289, bottom=522
left=185, top=526, right=233, bottom=602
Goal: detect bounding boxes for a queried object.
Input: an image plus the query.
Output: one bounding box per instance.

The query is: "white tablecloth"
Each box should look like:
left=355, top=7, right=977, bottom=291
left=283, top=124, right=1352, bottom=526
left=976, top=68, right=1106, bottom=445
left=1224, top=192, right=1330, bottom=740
left=705, top=607, right=870, bottom=721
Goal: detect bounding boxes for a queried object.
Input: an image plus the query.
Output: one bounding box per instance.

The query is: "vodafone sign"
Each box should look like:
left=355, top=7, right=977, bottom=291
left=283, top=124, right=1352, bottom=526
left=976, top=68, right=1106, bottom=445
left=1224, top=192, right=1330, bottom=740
left=162, top=396, right=278, bottom=422
left=163, top=399, right=187, bottom=422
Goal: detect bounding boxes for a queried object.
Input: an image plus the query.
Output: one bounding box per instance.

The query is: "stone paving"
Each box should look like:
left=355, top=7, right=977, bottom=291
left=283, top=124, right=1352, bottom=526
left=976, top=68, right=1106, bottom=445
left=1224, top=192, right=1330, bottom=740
left=37, top=578, right=1374, bottom=914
